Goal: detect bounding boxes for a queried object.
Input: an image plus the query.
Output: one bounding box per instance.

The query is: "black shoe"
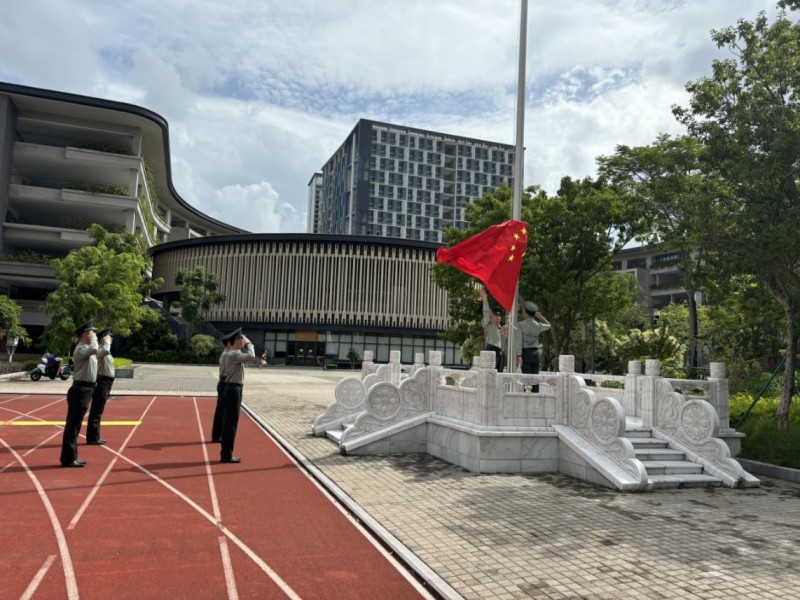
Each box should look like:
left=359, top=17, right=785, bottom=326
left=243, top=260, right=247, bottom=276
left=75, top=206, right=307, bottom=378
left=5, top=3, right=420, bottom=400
left=61, top=460, right=86, bottom=468
left=220, top=456, right=241, bottom=463
left=86, top=439, right=106, bottom=445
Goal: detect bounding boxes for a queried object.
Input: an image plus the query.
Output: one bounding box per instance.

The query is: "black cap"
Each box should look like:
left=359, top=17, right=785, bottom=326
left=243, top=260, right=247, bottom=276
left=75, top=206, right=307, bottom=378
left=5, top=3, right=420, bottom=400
left=97, top=328, right=112, bottom=338
left=222, top=327, right=242, bottom=344
left=74, top=320, right=96, bottom=337
left=491, top=307, right=503, bottom=316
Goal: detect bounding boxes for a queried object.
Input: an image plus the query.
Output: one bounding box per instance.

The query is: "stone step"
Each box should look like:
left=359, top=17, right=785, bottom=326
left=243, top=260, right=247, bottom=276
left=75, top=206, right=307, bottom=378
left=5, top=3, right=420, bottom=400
left=325, top=422, right=353, bottom=444
left=624, top=429, right=652, bottom=438
left=326, top=429, right=345, bottom=443
left=649, top=474, right=724, bottom=489
left=627, top=437, right=668, bottom=448
left=635, top=448, right=685, bottom=461
left=640, top=460, right=704, bottom=475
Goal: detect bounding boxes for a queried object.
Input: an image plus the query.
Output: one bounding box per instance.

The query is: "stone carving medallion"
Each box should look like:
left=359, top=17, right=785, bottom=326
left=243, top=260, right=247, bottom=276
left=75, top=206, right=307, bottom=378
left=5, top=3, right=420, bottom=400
left=680, top=400, right=715, bottom=445
left=366, top=383, right=402, bottom=420
left=591, top=398, right=621, bottom=444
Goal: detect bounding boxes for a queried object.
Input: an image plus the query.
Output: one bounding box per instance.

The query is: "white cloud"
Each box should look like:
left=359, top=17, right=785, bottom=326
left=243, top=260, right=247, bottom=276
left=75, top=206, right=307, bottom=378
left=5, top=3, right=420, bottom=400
left=0, top=0, right=784, bottom=232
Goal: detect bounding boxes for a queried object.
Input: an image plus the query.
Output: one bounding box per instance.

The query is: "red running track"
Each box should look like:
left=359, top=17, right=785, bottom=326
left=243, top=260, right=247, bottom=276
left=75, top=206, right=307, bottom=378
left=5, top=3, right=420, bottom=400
left=0, top=392, right=431, bottom=600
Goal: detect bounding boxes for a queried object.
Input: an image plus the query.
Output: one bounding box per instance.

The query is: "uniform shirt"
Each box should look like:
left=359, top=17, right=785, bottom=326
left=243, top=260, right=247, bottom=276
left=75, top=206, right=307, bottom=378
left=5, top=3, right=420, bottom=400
left=514, top=316, right=551, bottom=356
left=218, top=348, right=230, bottom=380
left=482, top=298, right=503, bottom=348
left=97, top=338, right=115, bottom=378
left=72, top=339, right=99, bottom=383
left=224, top=343, right=255, bottom=384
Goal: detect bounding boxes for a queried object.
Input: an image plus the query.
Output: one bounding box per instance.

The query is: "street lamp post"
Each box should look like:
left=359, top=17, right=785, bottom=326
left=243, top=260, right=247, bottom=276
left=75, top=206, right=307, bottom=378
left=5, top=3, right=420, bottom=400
left=6, top=336, right=18, bottom=363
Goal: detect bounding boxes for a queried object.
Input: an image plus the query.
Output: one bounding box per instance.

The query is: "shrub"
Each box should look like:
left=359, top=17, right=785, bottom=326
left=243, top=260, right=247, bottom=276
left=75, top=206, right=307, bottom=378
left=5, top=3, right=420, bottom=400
left=730, top=392, right=800, bottom=469
left=189, top=334, right=216, bottom=357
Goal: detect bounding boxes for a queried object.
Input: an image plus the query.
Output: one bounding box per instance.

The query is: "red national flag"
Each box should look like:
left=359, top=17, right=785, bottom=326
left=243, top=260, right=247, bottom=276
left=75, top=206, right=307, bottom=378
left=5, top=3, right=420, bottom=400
left=436, top=220, right=528, bottom=311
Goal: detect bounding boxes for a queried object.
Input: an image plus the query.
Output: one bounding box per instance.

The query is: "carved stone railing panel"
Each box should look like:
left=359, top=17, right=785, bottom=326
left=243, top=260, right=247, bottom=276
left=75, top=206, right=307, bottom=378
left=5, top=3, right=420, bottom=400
left=566, top=383, right=646, bottom=482
left=311, top=376, right=366, bottom=435
left=341, top=368, right=432, bottom=443
left=654, top=379, right=752, bottom=483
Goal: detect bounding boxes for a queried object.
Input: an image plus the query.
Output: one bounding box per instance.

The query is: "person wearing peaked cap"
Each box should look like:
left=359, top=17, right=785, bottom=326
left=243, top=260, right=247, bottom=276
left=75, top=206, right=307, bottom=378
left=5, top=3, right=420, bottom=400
left=479, top=287, right=508, bottom=372
left=60, top=320, right=99, bottom=467
left=86, top=328, right=115, bottom=446
left=210, top=332, right=235, bottom=443
left=514, top=300, right=551, bottom=392
left=219, top=328, right=254, bottom=463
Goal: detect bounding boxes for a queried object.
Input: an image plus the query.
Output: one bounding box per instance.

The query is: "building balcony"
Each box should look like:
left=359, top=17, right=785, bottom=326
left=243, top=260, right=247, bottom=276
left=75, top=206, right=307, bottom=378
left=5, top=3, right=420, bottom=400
left=3, top=223, right=94, bottom=253
left=13, top=142, right=140, bottom=189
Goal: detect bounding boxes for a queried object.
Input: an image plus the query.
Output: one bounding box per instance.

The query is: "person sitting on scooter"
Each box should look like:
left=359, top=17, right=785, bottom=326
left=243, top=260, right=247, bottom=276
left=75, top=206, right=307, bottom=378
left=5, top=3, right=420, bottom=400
left=45, top=352, right=63, bottom=379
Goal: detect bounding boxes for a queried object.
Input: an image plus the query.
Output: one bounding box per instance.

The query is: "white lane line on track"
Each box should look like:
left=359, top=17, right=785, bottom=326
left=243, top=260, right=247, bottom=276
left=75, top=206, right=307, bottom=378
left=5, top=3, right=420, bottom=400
left=19, top=554, right=56, bottom=600
left=68, top=396, right=158, bottom=530
left=0, top=393, right=31, bottom=404
left=193, top=397, right=239, bottom=600
left=0, top=398, right=71, bottom=474
left=218, top=536, right=240, bottom=600
left=0, top=441, right=80, bottom=600
left=102, top=398, right=302, bottom=600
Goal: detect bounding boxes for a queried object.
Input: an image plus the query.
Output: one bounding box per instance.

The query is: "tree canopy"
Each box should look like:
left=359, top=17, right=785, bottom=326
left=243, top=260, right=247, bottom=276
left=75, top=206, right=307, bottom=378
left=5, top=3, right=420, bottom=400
left=43, top=224, right=162, bottom=351
left=672, top=5, right=800, bottom=429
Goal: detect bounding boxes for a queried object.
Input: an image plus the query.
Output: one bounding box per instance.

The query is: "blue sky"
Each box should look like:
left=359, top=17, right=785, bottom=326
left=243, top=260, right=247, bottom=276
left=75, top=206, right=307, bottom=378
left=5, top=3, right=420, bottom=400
left=0, top=0, right=782, bottom=233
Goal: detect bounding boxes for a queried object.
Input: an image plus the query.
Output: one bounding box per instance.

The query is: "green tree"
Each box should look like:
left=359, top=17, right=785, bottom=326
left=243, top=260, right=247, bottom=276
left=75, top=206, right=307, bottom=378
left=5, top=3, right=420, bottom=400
left=673, top=4, right=800, bottom=429
left=43, top=225, right=162, bottom=351
left=0, top=295, right=31, bottom=347
left=174, top=266, right=226, bottom=338
left=189, top=334, right=216, bottom=357
left=598, top=135, right=712, bottom=375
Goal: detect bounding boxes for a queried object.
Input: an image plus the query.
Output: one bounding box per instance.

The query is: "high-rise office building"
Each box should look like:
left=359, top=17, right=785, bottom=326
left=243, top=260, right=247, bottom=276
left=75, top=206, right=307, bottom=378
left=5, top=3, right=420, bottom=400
left=309, top=119, right=515, bottom=242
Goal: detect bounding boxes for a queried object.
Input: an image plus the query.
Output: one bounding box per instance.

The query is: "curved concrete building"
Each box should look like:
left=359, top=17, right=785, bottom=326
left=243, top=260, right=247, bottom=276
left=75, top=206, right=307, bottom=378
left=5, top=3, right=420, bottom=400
left=150, top=234, right=461, bottom=366
left=0, top=82, right=243, bottom=333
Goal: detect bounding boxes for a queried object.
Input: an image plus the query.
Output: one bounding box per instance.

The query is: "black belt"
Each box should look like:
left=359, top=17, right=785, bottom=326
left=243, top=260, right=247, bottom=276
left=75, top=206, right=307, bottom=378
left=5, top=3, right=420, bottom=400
left=73, top=380, right=96, bottom=387
left=486, top=344, right=502, bottom=352
left=226, top=382, right=243, bottom=387
left=522, top=347, right=539, bottom=352
left=97, top=374, right=115, bottom=382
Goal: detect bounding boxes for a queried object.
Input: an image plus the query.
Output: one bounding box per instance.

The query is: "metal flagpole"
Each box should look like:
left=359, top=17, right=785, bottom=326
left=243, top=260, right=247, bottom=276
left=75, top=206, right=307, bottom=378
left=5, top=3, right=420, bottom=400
left=506, top=0, right=527, bottom=371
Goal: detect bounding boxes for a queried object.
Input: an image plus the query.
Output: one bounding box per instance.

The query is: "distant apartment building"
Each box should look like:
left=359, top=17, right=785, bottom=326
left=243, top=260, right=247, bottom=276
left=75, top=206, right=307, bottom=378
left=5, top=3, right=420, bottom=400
left=309, top=119, right=515, bottom=242
left=306, top=172, right=323, bottom=233
left=613, top=246, right=689, bottom=310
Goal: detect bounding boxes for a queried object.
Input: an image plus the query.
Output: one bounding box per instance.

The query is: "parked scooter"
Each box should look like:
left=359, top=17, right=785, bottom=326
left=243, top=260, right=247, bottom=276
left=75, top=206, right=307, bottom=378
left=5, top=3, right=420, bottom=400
left=30, top=351, right=72, bottom=381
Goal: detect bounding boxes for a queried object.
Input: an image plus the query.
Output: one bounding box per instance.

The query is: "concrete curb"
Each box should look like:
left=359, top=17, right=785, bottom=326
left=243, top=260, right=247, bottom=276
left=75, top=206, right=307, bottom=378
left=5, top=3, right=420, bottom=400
left=738, top=458, right=800, bottom=484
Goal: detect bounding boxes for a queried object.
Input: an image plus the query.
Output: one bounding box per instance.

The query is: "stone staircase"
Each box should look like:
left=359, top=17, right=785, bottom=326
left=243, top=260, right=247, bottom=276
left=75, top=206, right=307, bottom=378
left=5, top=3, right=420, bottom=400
left=626, top=426, right=723, bottom=489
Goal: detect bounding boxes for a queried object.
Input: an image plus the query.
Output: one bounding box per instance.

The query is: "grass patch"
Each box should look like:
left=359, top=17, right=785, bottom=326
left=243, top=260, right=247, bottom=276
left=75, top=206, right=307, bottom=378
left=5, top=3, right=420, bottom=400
left=730, top=393, right=800, bottom=469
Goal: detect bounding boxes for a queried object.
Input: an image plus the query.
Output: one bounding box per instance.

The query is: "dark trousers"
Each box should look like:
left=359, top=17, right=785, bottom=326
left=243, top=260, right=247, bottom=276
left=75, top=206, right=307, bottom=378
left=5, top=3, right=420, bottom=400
left=60, top=381, right=95, bottom=465
left=87, top=375, right=115, bottom=442
left=486, top=344, right=504, bottom=372
left=211, top=377, right=226, bottom=441
left=521, top=347, right=540, bottom=392
left=220, top=383, right=243, bottom=461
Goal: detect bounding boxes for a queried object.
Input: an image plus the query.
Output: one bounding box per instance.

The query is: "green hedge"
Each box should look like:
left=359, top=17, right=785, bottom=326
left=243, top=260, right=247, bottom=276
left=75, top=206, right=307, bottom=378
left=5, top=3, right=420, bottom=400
left=730, top=393, right=800, bottom=469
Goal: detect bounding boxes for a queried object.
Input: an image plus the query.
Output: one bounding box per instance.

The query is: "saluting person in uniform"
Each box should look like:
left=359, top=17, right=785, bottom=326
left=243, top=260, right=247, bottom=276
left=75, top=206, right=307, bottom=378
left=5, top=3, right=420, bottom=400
left=60, top=321, right=98, bottom=467
left=210, top=332, right=234, bottom=443
left=515, top=301, right=551, bottom=392
left=219, top=328, right=255, bottom=463
left=480, top=286, right=508, bottom=372
left=86, top=328, right=114, bottom=445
